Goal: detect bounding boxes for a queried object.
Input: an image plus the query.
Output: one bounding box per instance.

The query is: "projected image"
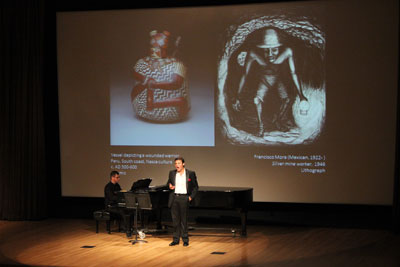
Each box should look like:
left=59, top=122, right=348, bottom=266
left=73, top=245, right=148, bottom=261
left=110, top=28, right=215, bottom=147
left=131, top=30, right=190, bottom=122
left=218, top=16, right=326, bottom=145
left=58, top=1, right=398, bottom=203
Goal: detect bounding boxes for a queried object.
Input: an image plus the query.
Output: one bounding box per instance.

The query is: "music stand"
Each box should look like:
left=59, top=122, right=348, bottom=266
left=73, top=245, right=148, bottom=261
left=124, top=192, right=153, bottom=245
left=130, top=178, right=152, bottom=192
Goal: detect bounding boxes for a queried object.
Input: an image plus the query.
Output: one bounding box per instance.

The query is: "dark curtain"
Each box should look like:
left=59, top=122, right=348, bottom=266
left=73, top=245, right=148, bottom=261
left=394, top=72, right=400, bottom=233
left=0, top=0, right=47, bottom=220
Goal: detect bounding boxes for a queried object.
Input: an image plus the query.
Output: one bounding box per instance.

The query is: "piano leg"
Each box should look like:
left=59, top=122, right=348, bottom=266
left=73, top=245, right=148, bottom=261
left=239, top=209, right=248, bottom=237
left=141, top=210, right=145, bottom=228
left=156, top=207, right=164, bottom=229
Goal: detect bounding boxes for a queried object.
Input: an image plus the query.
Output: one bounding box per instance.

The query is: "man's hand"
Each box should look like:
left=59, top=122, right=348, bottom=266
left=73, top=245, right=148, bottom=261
left=169, top=183, right=175, bottom=190
left=189, top=196, right=192, bottom=201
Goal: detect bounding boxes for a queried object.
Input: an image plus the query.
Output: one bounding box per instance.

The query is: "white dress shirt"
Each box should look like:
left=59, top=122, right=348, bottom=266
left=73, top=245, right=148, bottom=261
left=174, top=169, right=187, bottom=194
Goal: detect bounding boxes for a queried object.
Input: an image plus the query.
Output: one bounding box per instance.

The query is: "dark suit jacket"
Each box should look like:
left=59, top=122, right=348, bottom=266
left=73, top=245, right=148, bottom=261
left=104, top=182, right=122, bottom=208
left=166, top=169, right=199, bottom=208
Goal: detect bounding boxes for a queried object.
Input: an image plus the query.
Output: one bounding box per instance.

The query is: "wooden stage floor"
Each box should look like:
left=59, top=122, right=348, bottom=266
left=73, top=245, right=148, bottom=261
left=0, top=218, right=399, bottom=267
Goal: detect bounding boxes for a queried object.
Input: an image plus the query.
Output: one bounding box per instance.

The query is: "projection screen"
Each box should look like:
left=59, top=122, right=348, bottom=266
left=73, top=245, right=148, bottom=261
left=56, top=0, right=399, bottom=204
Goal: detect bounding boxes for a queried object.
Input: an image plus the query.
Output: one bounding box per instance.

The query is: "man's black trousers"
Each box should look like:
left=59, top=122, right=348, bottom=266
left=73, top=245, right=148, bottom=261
left=171, top=194, right=189, bottom=243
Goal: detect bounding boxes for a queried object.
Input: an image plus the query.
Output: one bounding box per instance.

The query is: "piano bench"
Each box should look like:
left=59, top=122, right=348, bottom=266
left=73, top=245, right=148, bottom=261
left=93, top=210, right=120, bottom=234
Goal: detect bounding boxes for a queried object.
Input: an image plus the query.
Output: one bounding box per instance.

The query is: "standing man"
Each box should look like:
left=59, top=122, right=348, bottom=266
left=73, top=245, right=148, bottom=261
left=104, top=171, right=133, bottom=238
left=167, top=157, right=199, bottom=246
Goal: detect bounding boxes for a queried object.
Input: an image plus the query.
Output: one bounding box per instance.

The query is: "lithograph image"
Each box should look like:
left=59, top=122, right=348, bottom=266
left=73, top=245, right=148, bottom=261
left=218, top=15, right=326, bottom=145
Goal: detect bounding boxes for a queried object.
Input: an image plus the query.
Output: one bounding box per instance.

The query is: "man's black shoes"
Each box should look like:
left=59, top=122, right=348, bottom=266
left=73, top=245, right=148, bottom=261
left=169, top=241, right=179, bottom=246
left=169, top=241, right=189, bottom=246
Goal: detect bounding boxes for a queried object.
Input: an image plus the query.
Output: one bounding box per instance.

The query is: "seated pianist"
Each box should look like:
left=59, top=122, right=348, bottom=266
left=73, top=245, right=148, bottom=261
left=104, top=170, right=133, bottom=237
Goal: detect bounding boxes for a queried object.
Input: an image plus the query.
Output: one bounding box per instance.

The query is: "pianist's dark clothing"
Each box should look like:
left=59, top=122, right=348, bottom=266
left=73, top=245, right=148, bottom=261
left=167, top=169, right=199, bottom=243
left=104, top=181, right=132, bottom=236
left=104, top=181, right=122, bottom=207
left=104, top=182, right=121, bottom=208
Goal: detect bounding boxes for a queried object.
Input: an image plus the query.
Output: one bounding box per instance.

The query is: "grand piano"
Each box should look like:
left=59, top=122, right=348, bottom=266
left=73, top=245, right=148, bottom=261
left=118, top=184, right=253, bottom=236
